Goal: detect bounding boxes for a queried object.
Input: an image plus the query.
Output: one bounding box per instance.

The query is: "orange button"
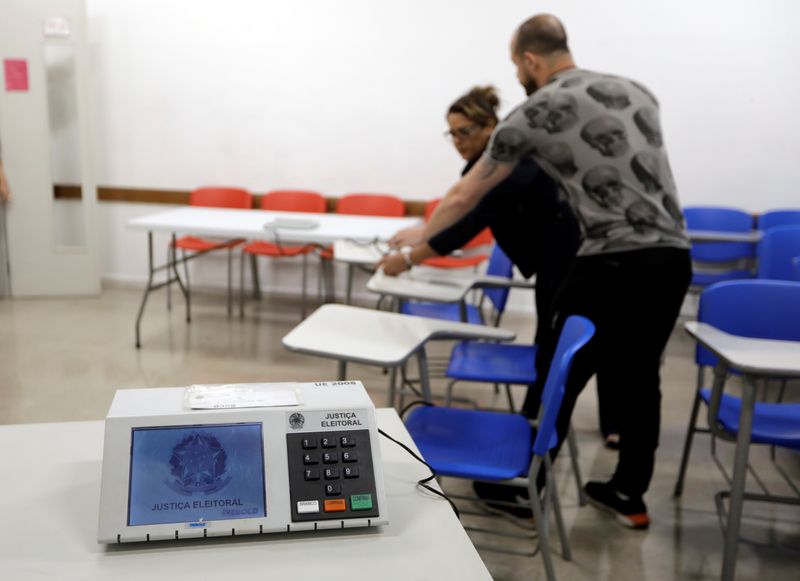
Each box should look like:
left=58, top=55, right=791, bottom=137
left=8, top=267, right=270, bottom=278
left=324, top=499, right=347, bottom=512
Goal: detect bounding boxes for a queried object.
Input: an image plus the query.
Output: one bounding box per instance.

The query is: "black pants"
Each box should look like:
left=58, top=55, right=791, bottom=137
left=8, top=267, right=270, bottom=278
left=522, top=247, right=692, bottom=497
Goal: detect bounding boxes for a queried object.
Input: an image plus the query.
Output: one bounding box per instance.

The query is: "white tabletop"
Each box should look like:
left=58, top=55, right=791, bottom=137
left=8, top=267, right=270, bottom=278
left=367, top=268, right=535, bottom=304
left=282, top=304, right=515, bottom=366
left=687, top=229, right=762, bottom=243
left=333, top=239, right=389, bottom=265
left=684, top=321, right=800, bottom=377
left=0, top=409, right=490, bottom=581
left=128, top=207, right=421, bottom=245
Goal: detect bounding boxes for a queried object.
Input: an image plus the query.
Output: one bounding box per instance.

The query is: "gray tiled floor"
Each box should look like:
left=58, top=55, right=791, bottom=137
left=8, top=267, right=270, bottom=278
left=1, top=287, right=798, bottom=580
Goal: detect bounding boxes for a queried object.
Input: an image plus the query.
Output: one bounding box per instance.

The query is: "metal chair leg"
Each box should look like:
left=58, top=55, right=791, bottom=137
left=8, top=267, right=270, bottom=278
left=674, top=366, right=706, bottom=497
left=250, top=253, right=261, bottom=300
left=226, top=247, right=233, bottom=317
left=566, top=426, right=586, bottom=506
left=546, top=454, right=571, bottom=560
left=239, top=250, right=247, bottom=318
left=301, top=253, right=308, bottom=318
left=529, top=457, right=557, bottom=581
left=444, top=379, right=459, bottom=406
left=166, top=242, right=173, bottom=311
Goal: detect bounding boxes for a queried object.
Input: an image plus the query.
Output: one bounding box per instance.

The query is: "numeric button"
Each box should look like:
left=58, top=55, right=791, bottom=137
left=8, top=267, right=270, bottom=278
left=343, top=466, right=359, bottom=479
left=321, top=436, right=337, bottom=448
left=304, top=468, right=320, bottom=481
left=340, top=435, right=356, bottom=447
left=303, top=452, right=319, bottom=465
left=324, top=467, right=340, bottom=480
left=342, top=451, right=357, bottom=462
left=301, top=438, right=318, bottom=449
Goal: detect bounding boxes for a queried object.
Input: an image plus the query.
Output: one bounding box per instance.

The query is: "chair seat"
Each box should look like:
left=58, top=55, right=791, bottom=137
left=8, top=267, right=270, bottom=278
left=173, top=235, right=243, bottom=252
left=400, top=301, right=483, bottom=324
left=691, top=270, right=753, bottom=288
left=406, top=407, right=533, bottom=480
left=700, top=388, right=800, bottom=450
left=422, top=254, right=488, bottom=269
left=243, top=240, right=313, bottom=257
left=447, top=342, right=538, bottom=385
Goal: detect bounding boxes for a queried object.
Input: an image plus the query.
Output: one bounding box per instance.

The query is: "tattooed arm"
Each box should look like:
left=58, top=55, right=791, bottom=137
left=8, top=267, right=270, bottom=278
left=421, top=155, right=514, bottom=243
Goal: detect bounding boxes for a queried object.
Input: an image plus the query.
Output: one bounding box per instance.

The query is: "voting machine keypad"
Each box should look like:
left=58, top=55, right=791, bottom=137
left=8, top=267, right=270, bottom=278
left=287, top=429, right=380, bottom=521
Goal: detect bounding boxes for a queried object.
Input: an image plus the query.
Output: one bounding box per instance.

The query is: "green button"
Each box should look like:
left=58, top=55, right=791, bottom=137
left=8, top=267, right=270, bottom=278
left=350, top=494, right=373, bottom=511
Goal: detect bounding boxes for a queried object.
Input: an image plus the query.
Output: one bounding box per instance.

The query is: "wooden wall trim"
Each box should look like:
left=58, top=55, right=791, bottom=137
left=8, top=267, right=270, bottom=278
left=54, top=184, right=429, bottom=216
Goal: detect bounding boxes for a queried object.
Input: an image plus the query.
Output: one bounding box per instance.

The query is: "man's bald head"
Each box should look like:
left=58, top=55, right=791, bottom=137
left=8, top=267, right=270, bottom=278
left=512, top=14, right=570, bottom=58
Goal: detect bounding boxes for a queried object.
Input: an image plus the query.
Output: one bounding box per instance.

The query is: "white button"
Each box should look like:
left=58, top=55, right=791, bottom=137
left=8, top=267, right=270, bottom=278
left=297, top=500, right=320, bottom=514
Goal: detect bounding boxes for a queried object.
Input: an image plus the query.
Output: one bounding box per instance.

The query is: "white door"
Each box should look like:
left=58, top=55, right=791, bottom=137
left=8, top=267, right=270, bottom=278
left=0, top=0, right=98, bottom=296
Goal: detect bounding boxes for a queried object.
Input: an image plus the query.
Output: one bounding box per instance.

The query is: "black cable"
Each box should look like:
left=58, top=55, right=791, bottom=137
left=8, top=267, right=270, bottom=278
left=378, top=427, right=460, bottom=519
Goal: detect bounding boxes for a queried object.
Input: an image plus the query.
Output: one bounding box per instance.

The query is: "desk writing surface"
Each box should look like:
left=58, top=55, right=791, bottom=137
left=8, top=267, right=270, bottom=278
left=684, top=321, right=800, bottom=377
left=686, top=229, right=762, bottom=243
left=0, top=410, right=490, bottom=581
left=282, top=304, right=515, bottom=366
left=128, top=207, right=420, bottom=245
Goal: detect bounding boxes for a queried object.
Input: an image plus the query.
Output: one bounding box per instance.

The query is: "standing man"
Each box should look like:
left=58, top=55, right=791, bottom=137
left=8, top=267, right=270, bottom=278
left=381, top=14, right=691, bottom=529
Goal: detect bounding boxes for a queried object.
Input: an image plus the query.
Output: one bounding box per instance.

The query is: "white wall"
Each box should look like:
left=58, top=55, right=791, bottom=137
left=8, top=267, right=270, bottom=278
left=88, top=1, right=800, bottom=308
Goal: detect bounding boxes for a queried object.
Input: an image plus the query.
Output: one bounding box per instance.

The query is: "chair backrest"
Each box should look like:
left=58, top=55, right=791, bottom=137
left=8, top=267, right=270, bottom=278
left=696, top=279, right=800, bottom=367
left=482, top=244, right=514, bottom=313
left=337, top=193, right=405, bottom=217
left=190, top=187, right=252, bottom=209
left=683, top=206, right=755, bottom=262
left=757, top=209, right=800, bottom=231
left=532, top=315, right=596, bottom=457
left=260, top=190, right=326, bottom=213
left=424, top=198, right=492, bottom=249
left=757, top=225, right=800, bottom=281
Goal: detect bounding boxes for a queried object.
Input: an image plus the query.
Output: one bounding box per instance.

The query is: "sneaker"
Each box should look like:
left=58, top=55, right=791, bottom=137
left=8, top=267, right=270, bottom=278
left=472, top=481, right=532, bottom=520
left=584, top=481, right=650, bottom=530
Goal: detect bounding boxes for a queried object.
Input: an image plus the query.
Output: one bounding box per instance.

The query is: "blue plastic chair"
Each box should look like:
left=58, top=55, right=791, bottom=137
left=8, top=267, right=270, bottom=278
left=683, top=206, right=755, bottom=288
left=406, top=316, right=595, bottom=581
left=757, top=208, right=800, bottom=231
left=444, top=341, right=587, bottom=505
left=400, top=243, right=514, bottom=325
left=756, top=225, right=800, bottom=281
left=674, top=280, right=800, bottom=498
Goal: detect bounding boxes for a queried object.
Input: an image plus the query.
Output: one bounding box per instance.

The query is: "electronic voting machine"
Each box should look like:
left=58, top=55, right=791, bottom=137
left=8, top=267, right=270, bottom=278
left=98, top=381, right=388, bottom=543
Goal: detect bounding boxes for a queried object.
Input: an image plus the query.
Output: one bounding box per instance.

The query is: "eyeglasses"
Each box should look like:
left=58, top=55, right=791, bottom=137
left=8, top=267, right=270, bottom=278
left=443, top=124, right=479, bottom=140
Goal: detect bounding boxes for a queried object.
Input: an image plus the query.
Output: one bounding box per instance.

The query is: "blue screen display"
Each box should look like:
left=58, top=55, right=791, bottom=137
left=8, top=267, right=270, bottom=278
left=128, top=423, right=266, bottom=526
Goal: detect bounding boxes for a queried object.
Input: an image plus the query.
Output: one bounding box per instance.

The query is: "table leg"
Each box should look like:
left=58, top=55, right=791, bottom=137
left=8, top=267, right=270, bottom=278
left=720, top=375, right=755, bottom=581
left=171, top=234, right=190, bottom=322
left=134, top=232, right=155, bottom=349
left=387, top=367, right=397, bottom=408
left=337, top=360, right=347, bottom=381
left=346, top=264, right=354, bottom=305
left=416, top=347, right=432, bottom=403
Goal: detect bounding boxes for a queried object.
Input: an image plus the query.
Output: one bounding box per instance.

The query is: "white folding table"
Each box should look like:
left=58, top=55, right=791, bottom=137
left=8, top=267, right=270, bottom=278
left=127, top=207, right=420, bottom=347
left=282, top=304, right=515, bottom=404
left=0, top=409, right=491, bottom=580
left=683, top=321, right=800, bottom=581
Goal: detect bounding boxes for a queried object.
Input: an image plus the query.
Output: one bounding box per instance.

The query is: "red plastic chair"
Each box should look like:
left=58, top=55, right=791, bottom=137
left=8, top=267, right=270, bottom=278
left=421, top=198, right=493, bottom=269
left=336, top=193, right=406, bottom=217
left=170, top=187, right=253, bottom=317
left=240, top=190, right=327, bottom=318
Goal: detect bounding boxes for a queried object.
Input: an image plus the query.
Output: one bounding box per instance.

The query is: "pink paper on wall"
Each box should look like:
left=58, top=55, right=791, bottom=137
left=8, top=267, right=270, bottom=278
left=4, top=59, right=29, bottom=92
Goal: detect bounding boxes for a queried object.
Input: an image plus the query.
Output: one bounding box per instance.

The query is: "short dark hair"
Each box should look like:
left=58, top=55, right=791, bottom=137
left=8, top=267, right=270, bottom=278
left=447, top=86, right=500, bottom=127
left=514, top=14, right=569, bottom=57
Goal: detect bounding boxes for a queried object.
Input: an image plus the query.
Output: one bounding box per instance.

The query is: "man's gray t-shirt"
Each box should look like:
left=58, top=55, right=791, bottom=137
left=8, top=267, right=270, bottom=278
left=486, top=68, right=689, bottom=256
